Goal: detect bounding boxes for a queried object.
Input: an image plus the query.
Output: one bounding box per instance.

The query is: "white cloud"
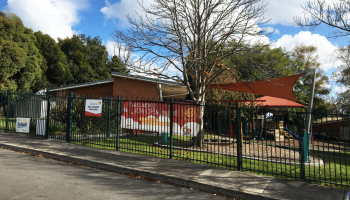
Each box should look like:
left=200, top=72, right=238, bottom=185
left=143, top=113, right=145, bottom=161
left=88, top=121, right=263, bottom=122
left=265, top=0, right=333, bottom=26
left=265, top=26, right=280, bottom=34
left=6, top=0, right=89, bottom=41
left=105, top=40, right=116, bottom=57
left=335, top=85, right=347, bottom=93
left=274, top=31, right=340, bottom=71
left=101, top=0, right=153, bottom=26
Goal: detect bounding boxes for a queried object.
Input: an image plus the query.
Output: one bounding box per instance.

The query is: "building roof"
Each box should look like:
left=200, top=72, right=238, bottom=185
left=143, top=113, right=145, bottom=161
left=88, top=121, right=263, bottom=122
left=111, top=72, right=184, bottom=86
left=48, top=79, right=114, bottom=91
left=48, top=72, right=185, bottom=92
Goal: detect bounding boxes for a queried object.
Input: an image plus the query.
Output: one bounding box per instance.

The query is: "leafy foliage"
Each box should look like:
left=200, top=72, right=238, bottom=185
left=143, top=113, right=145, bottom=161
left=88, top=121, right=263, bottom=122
left=34, top=31, right=72, bottom=87
left=332, top=46, right=350, bottom=112
left=290, top=44, right=330, bottom=113
left=0, top=12, right=129, bottom=92
left=107, top=55, right=128, bottom=74
left=58, top=34, right=112, bottom=84
left=0, top=11, right=47, bottom=92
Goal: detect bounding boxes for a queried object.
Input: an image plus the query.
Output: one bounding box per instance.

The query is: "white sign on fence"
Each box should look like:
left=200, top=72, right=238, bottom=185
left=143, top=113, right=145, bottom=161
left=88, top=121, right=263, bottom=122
left=85, top=99, right=103, bottom=117
left=16, top=118, right=30, bottom=133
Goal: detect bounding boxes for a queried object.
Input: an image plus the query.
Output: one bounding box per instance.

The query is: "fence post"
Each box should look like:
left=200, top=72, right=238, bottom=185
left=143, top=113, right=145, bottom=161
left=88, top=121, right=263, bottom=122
left=116, top=96, right=121, bottom=151
left=106, top=97, right=111, bottom=138
left=235, top=102, right=241, bottom=171
left=300, top=119, right=305, bottom=180
left=6, top=91, right=11, bottom=132
left=66, top=91, right=73, bottom=143
left=169, top=98, right=173, bottom=159
left=300, top=138, right=305, bottom=180
left=45, top=91, right=51, bottom=139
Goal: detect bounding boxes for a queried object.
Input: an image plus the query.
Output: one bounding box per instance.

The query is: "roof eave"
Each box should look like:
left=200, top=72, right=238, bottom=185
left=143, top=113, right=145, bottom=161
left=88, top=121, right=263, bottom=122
left=48, top=79, right=114, bottom=92
left=111, top=72, right=184, bottom=86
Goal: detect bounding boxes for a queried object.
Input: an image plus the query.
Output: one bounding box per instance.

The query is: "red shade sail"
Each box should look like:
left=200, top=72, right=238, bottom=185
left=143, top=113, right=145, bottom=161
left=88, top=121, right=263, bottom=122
left=253, top=96, right=306, bottom=108
left=209, top=73, right=304, bottom=102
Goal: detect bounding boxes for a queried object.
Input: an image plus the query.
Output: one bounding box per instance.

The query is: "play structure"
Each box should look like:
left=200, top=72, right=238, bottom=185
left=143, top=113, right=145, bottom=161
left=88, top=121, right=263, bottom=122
left=283, top=127, right=302, bottom=140
left=212, top=70, right=317, bottom=163
left=222, top=96, right=307, bottom=143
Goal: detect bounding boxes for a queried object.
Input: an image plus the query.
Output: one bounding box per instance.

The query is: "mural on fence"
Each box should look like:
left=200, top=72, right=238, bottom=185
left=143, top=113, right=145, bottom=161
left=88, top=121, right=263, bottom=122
left=121, top=101, right=200, bottom=136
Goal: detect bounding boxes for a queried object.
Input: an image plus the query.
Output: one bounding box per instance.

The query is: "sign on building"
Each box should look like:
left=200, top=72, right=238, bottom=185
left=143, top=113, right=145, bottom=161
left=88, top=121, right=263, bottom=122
left=85, top=99, right=103, bottom=117
left=121, top=101, right=200, bottom=136
left=16, top=118, right=30, bottom=133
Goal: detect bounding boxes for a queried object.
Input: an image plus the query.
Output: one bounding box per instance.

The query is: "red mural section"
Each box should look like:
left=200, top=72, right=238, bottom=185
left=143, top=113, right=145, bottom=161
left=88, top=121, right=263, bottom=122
left=121, top=100, right=200, bottom=136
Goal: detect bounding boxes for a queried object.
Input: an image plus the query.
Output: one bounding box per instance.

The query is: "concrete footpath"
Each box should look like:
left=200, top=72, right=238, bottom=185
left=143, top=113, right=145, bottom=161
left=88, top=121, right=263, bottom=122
left=0, top=132, right=347, bottom=200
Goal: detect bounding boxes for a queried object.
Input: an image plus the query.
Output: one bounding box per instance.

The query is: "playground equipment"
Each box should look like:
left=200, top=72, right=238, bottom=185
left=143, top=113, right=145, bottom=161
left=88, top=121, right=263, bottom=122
left=283, top=127, right=302, bottom=140
left=280, top=128, right=294, bottom=141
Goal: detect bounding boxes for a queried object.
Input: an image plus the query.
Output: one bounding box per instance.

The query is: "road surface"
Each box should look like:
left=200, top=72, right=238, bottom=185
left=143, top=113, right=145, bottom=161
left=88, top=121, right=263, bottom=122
left=0, top=148, right=231, bottom=200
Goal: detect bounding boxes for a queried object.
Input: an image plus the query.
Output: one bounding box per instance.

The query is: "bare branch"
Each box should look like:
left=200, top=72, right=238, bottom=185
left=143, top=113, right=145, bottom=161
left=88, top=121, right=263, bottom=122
left=113, top=0, right=271, bottom=103
left=294, top=0, right=350, bottom=39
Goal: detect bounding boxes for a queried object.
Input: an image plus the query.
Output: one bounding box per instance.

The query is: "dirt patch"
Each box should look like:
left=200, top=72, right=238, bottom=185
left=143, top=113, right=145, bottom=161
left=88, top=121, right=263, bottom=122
left=169, top=140, right=323, bottom=164
left=259, top=139, right=350, bottom=152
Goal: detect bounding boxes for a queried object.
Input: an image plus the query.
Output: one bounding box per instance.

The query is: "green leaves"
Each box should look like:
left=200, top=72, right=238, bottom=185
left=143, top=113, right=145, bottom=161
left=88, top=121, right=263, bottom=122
left=0, top=12, right=45, bottom=92
left=0, top=11, right=125, bottom=92
left=34, top=31, right=72, bottom=87
left=107, top=55, right=128, bottom=74
left=58, top=34, right=112, bottom=84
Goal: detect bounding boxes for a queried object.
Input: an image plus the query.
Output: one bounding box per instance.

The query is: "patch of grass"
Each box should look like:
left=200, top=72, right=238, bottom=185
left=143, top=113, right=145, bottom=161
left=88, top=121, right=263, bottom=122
left=310, top=149, right=350, bottom=158
left=0, top=118, right=16, bottom=130
left=74, top=136, right=350, bottom=189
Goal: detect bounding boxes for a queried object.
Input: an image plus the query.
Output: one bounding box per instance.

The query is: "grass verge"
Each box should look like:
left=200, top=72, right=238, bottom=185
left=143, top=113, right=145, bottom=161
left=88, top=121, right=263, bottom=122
left=72, top=135, right=350, bottom=189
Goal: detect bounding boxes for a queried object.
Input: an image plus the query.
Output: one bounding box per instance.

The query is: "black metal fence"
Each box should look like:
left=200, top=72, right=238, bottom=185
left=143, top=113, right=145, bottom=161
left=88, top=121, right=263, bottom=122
left=1, top=91, right=349, bottom=189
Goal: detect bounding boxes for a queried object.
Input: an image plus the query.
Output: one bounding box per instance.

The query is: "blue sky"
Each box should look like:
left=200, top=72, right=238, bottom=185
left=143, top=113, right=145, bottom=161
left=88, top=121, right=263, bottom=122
left=1, top=0, right=349, bottom=95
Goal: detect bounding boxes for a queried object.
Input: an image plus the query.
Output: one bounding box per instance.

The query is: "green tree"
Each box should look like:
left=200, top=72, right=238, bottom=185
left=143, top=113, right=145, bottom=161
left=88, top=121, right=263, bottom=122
left=58, top=34, right=111, bottom=84
left=107, top=55, right=128, bottom=73
left=34, top=31, right=72, bottom=87
left=290, top=44, right=330, bottom=112
left=231, top=46, right=298, bottom=81
left=332, top=45, right=350, bottom=112
left=0, top=11, right=46, bottom=92
left=205, top=45, right=299, bottom=102
left=206, top=44, right=331, bottom=115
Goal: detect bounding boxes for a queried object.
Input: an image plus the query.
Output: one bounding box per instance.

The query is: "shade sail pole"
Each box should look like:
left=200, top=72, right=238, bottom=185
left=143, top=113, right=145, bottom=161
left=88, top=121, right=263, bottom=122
left=305, top=68, right=316, bottom=133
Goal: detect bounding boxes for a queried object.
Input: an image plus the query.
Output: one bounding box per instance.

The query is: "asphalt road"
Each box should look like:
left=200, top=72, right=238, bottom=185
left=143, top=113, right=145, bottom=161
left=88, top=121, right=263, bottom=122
left=0, top=148, right=231, bottom=200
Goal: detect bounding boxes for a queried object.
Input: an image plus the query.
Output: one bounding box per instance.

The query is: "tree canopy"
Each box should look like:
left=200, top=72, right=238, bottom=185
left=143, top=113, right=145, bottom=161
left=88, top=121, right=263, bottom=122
left=0, top=11, right=127, bottom=92
left=58, top=34, right=112, bottom=84
left=205, top=44, right=331, bottom=114
left=332, top=45, right=350, bottom=112
left=34, top=31, right=72, bottom=87
left=0, top=11, right=47, bottom=92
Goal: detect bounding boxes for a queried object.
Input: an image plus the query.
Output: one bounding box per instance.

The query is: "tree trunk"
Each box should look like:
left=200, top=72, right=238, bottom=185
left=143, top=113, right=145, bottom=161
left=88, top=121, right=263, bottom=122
left=195, top=101, right=205, bottom=147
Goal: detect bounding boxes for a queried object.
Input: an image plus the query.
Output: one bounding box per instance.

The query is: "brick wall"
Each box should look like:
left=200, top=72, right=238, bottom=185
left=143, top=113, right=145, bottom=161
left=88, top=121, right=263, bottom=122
left=65, top=82, right=114, bottom=97
left=113, top=76, right=159, bottom=99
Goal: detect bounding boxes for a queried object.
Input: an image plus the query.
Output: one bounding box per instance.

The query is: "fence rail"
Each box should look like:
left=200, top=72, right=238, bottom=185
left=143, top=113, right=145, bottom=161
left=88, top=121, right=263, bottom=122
left=1, top=91, right=350, bottom=189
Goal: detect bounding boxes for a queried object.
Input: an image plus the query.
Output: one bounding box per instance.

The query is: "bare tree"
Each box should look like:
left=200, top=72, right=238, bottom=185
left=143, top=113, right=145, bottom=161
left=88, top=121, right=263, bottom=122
left=333, top=46, right=350, bottom=86
left=294, top=0, right=350, bottom=38
left=114, top=0, right=271, bottom=146
left=112, top=41, right=131, bottom=66
left=332, top=46, right=350, bottom=111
